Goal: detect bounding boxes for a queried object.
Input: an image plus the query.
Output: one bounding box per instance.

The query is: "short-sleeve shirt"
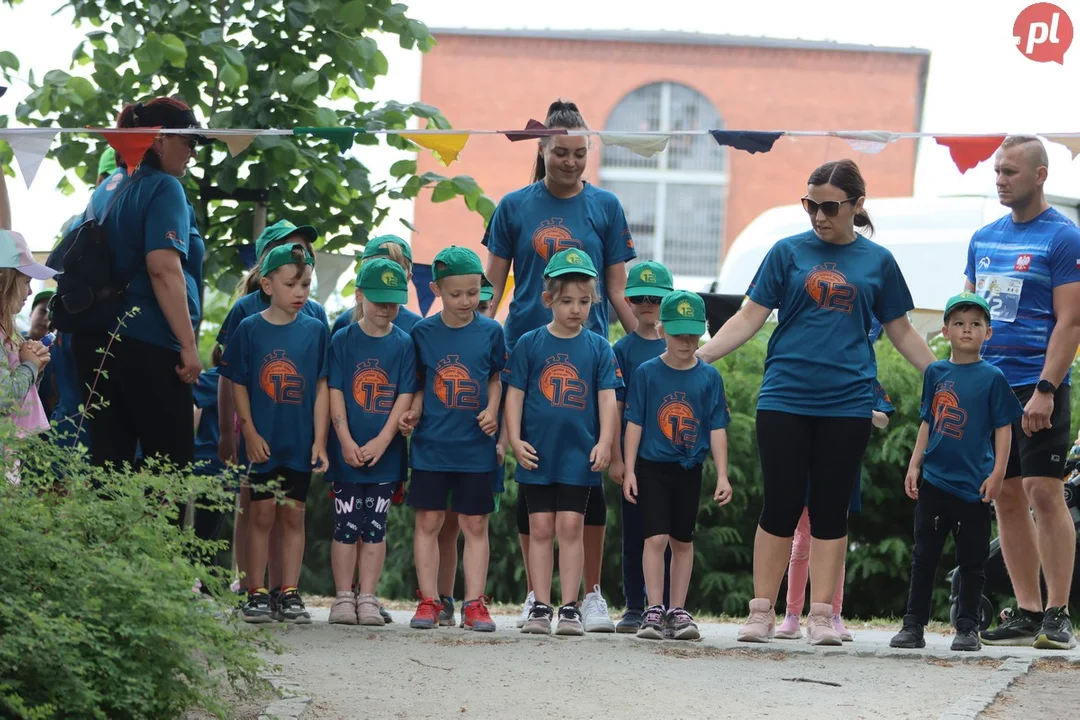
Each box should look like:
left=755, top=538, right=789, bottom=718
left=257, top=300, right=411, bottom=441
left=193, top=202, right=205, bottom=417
left=624, top=357, right=730, bottom=469
left=748, top=230, right=914, bottom=417
left=482, top=182, right=637, bottom=352
left=332, top=304, right=421, bottom=337
left=328, top=324, right=418, bottom=484
left=218, top=313, right=330, bottom=474
left=217, top=292, right=328, bottom=349
left=964, top=208, right=1080, bottom=387
left=94, top=168, right=205, bottom=350
left=613, top=331, right=666, bottom=405
left=874, top=380, right=896, bottom=416
left=507, top=327, right=623, bottom=486
left=410, top=314, right=506, bottom=473
left=918, top=360, right=1024, bottom=503
left=193, top=367, right=225, bottom=476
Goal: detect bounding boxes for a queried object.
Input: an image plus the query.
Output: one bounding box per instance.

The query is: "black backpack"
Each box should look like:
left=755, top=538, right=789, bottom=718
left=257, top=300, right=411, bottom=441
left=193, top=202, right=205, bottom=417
left=46, top=172, right=146, bottom=333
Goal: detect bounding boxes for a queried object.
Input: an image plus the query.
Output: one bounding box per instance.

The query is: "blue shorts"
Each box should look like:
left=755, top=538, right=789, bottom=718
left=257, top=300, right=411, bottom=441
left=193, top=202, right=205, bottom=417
left=409, top=470, right=495, bottom=516
left=332, top=482, right=396, bottom=544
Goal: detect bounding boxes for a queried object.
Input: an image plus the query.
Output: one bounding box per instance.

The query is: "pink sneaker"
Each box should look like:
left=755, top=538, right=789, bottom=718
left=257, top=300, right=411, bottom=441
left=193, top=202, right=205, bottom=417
left=775, top=613, right=803, bottom=640
left=737, top=598, right=775, bottom=643
left=806, top=603, right=842, bottom=646
left=833, top=614, right=854, bottom=642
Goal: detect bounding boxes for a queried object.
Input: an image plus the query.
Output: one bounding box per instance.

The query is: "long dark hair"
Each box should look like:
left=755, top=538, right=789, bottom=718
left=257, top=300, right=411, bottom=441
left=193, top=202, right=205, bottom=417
left=807, top=159, right=875, bottom=236
left=532, top=100, right=588, bottom=183
left=114, top=96, right=193, bottom=170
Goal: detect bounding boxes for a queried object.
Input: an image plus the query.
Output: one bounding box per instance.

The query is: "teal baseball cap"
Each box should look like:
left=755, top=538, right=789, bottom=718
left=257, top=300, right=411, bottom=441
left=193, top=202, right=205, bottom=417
left=362, top=234, right=413, bottom=263
left=479, top=275, right=494, bottom=302
left=255, top=219, right=318, bottom=260
left=660, top=290, right=707, bottom=337
left=432, top=246, right=484, bottom=280
left=261, top=243, right=314, bottom=276
left=944, top=291, right=991, bottom=322
left=544, top=248, right=597, bottom=279
left=357, top=258, right=408, bottom=304
left=625, top=261, right=674, bottom=298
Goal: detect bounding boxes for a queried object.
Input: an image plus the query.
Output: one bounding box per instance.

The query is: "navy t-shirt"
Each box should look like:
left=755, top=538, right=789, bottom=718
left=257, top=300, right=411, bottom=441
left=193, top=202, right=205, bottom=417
left=625, top=357, right=730, bottom=469
left=48, top=331, right=87, bottom=448
left=613, top=331, right=666, bottom=405
left=193, top=367, right=225, bottom=476
left=410, top=313, right=506, bottom=473
left=482, top=182, right=636, bottom=351
left=964, top=208, right=1080, bottom=387
left=919, top=360, right=1024, bottom=503
left=748, top=230, right=914, bottom=417
left=332, top=304, right=422, bottom=337
left=508, top=327, right=622, bottom=486
left=328, top=323, right=419, bottom=484
left=218, top=313, right=330, bottom=474
left=218, top=291, right=328, bottom=349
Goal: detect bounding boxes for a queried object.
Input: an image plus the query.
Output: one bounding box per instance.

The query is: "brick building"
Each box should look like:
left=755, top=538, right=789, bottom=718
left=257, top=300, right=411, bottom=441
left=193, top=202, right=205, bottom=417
left=410, top=27, right=929, bottom=300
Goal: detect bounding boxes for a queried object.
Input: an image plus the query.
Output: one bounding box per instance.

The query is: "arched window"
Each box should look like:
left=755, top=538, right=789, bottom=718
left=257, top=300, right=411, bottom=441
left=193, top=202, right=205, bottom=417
left=600, top=82, right=728, bottom=279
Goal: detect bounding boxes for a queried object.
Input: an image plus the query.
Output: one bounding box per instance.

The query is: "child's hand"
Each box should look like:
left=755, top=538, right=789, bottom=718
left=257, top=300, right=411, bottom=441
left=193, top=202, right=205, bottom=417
left=18, top=341, right=46, bottom=370
left=359, top=437, right=388, bottom=467
left=341, top=440, right=366, bottom=468
left=512, top=440, right=538, bottom=470
left=496, top=442, right=507, bottom=467
left=714, top=474, right=733, bottom=506
left=398, top=409, right=419, bottom=437
left=245, top=432, right=271, bottom=464
left=218, top=433, right=238, bottom=466
left=872, top=410, right=890, bottom=430
left=623, top=472, right=638, bottom=504
left=608, top=457, right=625, bottom=485
left=311, top=444, right=329, bottom=473
left=477, top=408, right=498, bottom=437
left=589, top=442, right=611, bottom=472
left=979, top=473, right=1005, bottom=503
left=904, top=467, right=920, bottom=500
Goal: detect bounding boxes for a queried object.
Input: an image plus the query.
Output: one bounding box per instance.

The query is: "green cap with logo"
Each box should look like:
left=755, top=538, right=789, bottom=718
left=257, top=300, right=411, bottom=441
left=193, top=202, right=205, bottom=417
left=255, top=219, right=318, bottom=260
left=97, top=147, right=117, bottom=178
left=32, top=289, right=55, bottom=310
left=362, top=234, right=413, bottom=262
left=479, top=274, right=494, bottom=302
left=625, top=260, right=674, bottom=298
left=261, top=242, right=314, bottom=276
left=944, top=291, right=991, bottom=322
left=432, top=245, right=484, bottom=280
left=357, top=257, right=408, bottom=304
left=543, top=248, right=598, bottom=279
left=660, top=289, right=707, bottom=337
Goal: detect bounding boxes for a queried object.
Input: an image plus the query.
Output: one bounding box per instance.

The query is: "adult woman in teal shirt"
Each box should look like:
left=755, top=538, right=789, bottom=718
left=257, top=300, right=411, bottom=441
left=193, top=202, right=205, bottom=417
left=696, top=159, right=936, bottom=645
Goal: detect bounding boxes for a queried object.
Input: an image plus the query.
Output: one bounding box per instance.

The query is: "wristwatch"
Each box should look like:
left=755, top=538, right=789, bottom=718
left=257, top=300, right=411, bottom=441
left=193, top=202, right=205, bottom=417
left=1036, top=379, right=1057, bottom=395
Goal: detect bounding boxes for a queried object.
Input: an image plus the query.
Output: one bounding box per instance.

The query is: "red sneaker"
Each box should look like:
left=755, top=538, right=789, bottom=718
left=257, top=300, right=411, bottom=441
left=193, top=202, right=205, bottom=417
left=410, top=594, right=441, bottom=629
left=461, top=595, right=496, bottom=632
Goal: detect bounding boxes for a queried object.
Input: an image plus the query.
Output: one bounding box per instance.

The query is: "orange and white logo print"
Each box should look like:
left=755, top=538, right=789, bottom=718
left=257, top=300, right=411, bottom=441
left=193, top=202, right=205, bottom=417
left=930, top=381, right=967, bottom=440
left=433, top=355, right=480, bottom=410
left=532, top=218, right=583, bottom=261
left=805, top=262, right=857, bottom=314
left=259, top=350, right=304, bottom=405
left=656, top=392, right=701, bottom=448
left=351, top=359, right=396, bottom=414
left=538, top=353, right=588, bottom=410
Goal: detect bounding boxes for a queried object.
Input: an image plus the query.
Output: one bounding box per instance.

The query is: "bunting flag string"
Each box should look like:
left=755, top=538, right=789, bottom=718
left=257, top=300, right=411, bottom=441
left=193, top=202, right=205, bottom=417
left=709, top=130, right=782, bottom=155
left=934, top=136, right=1007, bottom=174
left=400, top=131, right=469, bottom=165
left=835, top=130, right=898, bottom=155
left=6, top=129, right=57, bottom=188
left=100, top=127, right=159, bottom=170
left=599, top=132, right=671, bottom=158
left=1046, top=134, right=1080, bottom=159
left=204, top=131, right=257, bottom=158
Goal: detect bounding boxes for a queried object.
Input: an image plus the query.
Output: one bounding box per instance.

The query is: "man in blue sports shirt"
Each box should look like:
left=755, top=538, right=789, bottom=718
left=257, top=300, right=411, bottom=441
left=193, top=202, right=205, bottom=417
left=965, top=135, right=1080, bottom=650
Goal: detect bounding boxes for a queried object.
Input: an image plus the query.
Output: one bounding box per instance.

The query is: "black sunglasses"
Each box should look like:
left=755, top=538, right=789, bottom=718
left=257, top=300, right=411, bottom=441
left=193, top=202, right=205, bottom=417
left=629, top=295, right=663, bottom=305
left=801, top=197, right=856, bottom=217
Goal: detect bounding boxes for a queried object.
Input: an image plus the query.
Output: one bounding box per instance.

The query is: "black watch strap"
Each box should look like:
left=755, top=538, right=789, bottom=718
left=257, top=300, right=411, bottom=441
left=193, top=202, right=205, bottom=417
left=1037, top=379, right=1057, bottom=394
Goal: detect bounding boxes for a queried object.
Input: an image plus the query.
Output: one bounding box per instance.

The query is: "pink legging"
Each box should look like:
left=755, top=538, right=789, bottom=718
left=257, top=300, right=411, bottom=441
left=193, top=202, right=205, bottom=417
left=785, top=507, right=844, bottom=617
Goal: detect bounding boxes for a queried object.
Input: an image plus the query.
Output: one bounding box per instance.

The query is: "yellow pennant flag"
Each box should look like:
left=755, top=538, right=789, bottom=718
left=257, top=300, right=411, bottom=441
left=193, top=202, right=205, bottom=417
left=400, top=132, right=469, bottom=165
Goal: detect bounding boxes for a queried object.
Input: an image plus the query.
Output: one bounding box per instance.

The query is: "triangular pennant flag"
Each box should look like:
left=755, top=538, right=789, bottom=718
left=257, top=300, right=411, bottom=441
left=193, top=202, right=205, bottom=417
left=1046, top=135, right=1080, bottom=159
left=502, top=119, right=568, bottom=142
left=313, top=251, right=358, bottom=306
left=935, top=136, right=1004, bottom=174
left=2, top=129, right=57, bottom=188
left=0, top=86, right=7, bottom=98
left=835, top=131, right=898, bottom=155
left=599, top=133, right=671, bottom=158
left=411, top=263, right=435, bottom=316
left=100, top=128, right=160, bottom=170
left=709, top=130, right=782, bottom=154
left=400, top=132, right=469, bottom=165
left=204, top=132, right=256, bottom=157
left=293, top=127, right=362, bottom=153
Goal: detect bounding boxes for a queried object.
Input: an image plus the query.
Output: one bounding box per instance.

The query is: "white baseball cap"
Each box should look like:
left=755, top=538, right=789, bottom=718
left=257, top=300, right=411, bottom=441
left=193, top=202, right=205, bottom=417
left=0, top=229, right=58, bottom=280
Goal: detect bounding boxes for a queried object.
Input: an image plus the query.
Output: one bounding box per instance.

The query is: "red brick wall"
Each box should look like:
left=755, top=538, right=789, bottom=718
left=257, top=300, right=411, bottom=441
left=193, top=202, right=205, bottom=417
left=412, top=31, right=928, bottom=275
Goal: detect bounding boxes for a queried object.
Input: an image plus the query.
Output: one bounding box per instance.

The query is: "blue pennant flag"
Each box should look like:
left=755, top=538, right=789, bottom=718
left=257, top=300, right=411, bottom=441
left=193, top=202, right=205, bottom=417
left=412, top=262, right=435, bottom=317
left=709, top=130, right=782, bottom=155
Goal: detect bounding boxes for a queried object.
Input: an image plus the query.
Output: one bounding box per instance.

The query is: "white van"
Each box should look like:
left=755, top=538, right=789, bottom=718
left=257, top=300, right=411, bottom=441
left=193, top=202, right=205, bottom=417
left=716, top=194, right=1080, bottom=339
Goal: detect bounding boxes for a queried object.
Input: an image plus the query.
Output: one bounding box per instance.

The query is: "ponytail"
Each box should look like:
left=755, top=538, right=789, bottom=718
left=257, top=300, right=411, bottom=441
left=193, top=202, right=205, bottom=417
left=532, top=100, right=588, bottom=183
left=114, top=96, right=193, bottom=169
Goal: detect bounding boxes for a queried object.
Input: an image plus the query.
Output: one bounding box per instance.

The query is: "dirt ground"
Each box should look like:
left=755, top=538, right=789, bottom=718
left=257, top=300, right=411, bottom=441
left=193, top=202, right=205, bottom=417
left=980, top=660, right=1080, bottom=719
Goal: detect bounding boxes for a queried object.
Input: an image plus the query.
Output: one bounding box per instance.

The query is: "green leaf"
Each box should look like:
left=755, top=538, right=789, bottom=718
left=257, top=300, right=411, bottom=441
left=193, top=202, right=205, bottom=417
left=389, top=159, right=416, bottom=178
left=0, top=50, right=20, bottom=72
left=159, top=34, right=187, bottom=68
left=292, top=69, right=319, bottom=94
left=116, top=24, right=140, bottom=53
left=200, top=27, right=224, bottom=46
left=65, top=77, right=96, bottom=102
left=330, top=76, right=357, bottom=101
left=220, top=45, right=244, bottom=68
left=355, top=37, right=377, bottom=62
left=219, top=63, right=243, bottom=90
left=371, top=50, right=388, bottom=76
left=170, top=0, right=191, bottom=17
left=43, top=69, right=71, bottom=86
left=340, top=0, right=367, bottom=27
left=400, top=218, right=417, bottom=232
left=451, top=176, right=480, bottom=197
left=431, top=180, right=457, bottom=203
left=134, top=38, right=165, bottom=75
left=476, top=195, right=496, bottom=224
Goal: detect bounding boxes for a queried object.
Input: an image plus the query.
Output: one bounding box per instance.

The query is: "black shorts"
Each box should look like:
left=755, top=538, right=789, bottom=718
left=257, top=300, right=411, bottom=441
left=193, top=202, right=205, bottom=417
left=521, top=483, right=594, bottom=516
left=409, top=470, right=495, bottom=516
left=331, top=482, right=396, bottom=544
left=517, top=482, right=606, bottom=533
left=1006, top=384, right=1071, bottom=480
left=247, top=467, right=312, bottom=503
left=635, top=459, right=703, bottom=543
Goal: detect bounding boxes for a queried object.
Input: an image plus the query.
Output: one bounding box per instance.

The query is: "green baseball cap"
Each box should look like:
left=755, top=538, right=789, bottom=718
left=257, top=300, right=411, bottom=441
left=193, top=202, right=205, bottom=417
left=255, top=219, right=318, bottom=261
left=479, top=275, right=494, bottom=302
left=97, top=147, right=117, bottom=178
left=625, top=260, right=674, bottom=298
left=32, top=288, right=55, bottom=310
left=357, top=258, right=408, bottom=304
left=432, top=245, right=483, bottom=280
left=660, top=290, right=707, bottom=337
left=543, top=248, right=597, bottom=279
left=362, top=234, right=413, bottom=263
left=261, top=243, right=314, bottom=276
left=944, top=291, right=991, bottom=322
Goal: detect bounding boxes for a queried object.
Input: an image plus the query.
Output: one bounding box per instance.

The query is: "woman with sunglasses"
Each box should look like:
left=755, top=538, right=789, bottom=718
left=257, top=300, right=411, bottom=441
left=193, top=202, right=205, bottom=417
left=696, top=158, right=935, bottom=645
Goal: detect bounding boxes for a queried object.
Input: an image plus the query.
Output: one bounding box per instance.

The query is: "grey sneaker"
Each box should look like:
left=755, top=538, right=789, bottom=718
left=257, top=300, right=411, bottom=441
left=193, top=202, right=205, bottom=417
left=439, top=596, right=456, bottom=627
left=636, top=605, right=666, bottom=640
left=379, top=603, right=393, bottom=624
left=1033, top=606, right=1077, bottom=650
left=555, top=603, right=584, bottom=636
left=240, top=591, right=273, bottom=624
left=273, top=589, right=312, bottom=624
left=981, top=607, right=1042, bottom=646
left=668, top=607, right=700, bottom=640
left=521, top=602, right=553, bottom=634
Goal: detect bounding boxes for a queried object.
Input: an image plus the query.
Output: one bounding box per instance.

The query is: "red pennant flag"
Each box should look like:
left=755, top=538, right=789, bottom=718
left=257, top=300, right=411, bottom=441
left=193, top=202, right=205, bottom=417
left=502, top=119, right=569, bottom=142
left=99, top=128, right=160, bottom=170
left=935, top=136, right=1005, bottom=174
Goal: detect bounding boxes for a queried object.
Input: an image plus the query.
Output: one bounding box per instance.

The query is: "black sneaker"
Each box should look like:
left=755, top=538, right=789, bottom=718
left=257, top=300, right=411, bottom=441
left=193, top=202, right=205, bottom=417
left=981, top=607, right=1042, bottom=646
left=889, top=617, right=925, bottom=649
left=668, top=607, right=700, bottom=640
left=951, top=628, right=981, bottom=651
left=555, top=603, right=584, bottom=636
left=273, top=588, right=312, bottom=624
left=616, top=608, right=645, bottom=634
left=521, top=602, right=554, bottom=634
left=439, top=596, right=456, bottom=627
left=241, top=590, right=273, bottom=624
left=637, top=605, right=666, bottom=640
left=380, top=604, right=393, bottom=624
left=1033, top=606, right=1077, bottom=650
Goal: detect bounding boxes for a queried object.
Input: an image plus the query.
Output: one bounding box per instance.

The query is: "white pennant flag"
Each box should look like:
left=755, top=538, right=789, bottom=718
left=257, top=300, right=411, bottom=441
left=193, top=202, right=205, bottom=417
left=835, top=131, right=898, bottom=155
left=2, top=129, right=58, bottom=188
left=599, top=133, right=672, bottom=158
left=1045, top=135, right=1080, bottom=159
left=313, top=251, right=359, bottom=306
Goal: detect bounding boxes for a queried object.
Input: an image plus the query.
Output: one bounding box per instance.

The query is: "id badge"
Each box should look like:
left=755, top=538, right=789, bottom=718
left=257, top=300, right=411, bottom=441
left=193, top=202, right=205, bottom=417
left=975, top=275, right=1023, bottom=323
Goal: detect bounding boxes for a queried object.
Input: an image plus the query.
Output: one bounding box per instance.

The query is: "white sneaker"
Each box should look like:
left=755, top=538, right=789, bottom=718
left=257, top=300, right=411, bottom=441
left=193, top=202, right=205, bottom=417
left=581, top=584, right=616, bottom=633
left=516, top=590, right=536, bottom=628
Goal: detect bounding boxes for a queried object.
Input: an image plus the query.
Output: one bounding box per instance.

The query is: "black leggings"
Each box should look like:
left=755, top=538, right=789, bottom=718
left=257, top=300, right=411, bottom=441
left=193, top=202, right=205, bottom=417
left=756, top=410, right=871, bottom=540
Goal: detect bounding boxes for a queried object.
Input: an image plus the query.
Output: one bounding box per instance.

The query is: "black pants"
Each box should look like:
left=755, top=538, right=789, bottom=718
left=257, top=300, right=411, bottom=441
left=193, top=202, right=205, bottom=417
left=903, top=481, right=991, bottom=630
left=72, top=332, right=194, bottom=471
